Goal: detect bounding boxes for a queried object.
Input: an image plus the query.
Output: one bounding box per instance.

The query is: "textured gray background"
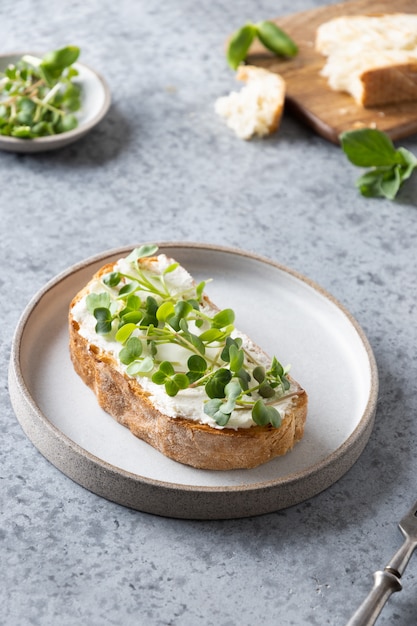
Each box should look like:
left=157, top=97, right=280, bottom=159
left=1, top=0, right=417, bottom=625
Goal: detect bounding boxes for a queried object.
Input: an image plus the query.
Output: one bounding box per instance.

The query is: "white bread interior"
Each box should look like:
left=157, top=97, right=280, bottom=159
left=316, top=14, right=417, bottom=107
left=215, top=65, right=286, bottom=139
left=68, top=256, right=307, bottom=470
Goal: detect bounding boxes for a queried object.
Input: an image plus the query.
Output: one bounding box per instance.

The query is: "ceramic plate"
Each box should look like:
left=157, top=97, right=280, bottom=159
left=8, top=244, right=378, bottom=519
left=0, top=53, right=111, bottom=152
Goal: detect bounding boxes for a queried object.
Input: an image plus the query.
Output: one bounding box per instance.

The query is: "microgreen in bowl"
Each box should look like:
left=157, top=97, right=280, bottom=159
left=0, top=45, right=82, bottom=139
left=227, top=20, right=298, bottom=70
left=85, top=245, right=296, bottom=429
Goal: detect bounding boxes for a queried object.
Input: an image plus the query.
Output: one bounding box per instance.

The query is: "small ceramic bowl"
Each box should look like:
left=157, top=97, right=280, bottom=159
left=0, top=53, right=111, bottom=153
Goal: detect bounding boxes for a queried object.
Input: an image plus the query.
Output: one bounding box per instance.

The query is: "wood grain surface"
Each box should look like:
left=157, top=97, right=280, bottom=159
left=246, top=0, right=417, bottom=143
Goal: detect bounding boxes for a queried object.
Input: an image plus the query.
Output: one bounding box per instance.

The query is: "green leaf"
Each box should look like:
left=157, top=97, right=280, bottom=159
left=163, top=262, right=179, bottom=275
left=187, top=355, right=207, bottom=374
left=41, top=46, right=80, bottom=70
left=252, top=365, right=265, bottom=383
left=198, top=328, right=225, bottom=343
left=118, top=282, right=137, bottom=297
left=103, top=272, right=121, bottom=287
left=86, top=292, right=110, bottom=314
left=93, top=307, right=113, bottom=334
left=227, top=23, right=257, bottom=70
left=196, top=281, right=206, bottom=301
left=159, top=361, right=175, bottom=376
left=220, top=336, right=242, bottom=362
left=256, top=21, right=298, bottom=57
left=126, top=355, right=154, bottom=376
left=340, top=128, right=402, bottom=167
left=205, top=368, right=232, bottom=399
left=56, top=113, right=78, bottom=134
left=258, top=382, right=276, bottom=398
left=115, top=322, right=137, bottom=344
left=212, top=308, right=235, bottom=329
left=220, top=380, right=241, bottom=414
left=229, top=344, right=244, bottom=373
left=119, top=336, right=143, bottom=365
left=204, top=398, right=230, bottom=426
left=252, top=400, right=281, bottom=427
left=156, top=301, right=175, bottom=322
left=126, top=244, right=159, bottom=262
left=165, top=374, right=189, bottom=397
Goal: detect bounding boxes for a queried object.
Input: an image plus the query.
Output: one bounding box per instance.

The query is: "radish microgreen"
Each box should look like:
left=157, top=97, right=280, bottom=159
left=0, top=46, right=82, bottom=139
left=86, top=245, right=294, bottom=428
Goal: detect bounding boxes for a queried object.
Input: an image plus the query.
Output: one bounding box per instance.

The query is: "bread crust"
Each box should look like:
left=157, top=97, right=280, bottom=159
left=316, top=14, right=417, bottom=108
left=359, top=63, right=417, bottom=107
left=68, top=261, right=307, bottom=470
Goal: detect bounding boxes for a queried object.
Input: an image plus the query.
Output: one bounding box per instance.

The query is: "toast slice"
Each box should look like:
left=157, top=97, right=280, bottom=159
left=316, top=14, right=417, bottom=107
left=69, top=246, right=307, bottom=470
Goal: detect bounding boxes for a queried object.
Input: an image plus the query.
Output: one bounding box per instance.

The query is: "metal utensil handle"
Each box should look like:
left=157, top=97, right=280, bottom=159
left=345, top=570, right=402, bottom=626
left=386, top=537, right=416, bottom=577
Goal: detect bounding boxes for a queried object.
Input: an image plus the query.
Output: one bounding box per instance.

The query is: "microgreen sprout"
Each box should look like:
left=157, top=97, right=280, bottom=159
left=86, top=245, right=294, bottom=428
left=0, top=45, right=82, bottom=139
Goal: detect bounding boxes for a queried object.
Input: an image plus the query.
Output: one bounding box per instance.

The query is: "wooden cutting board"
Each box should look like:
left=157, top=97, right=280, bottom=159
left=246, top=0, right=417, bottom=143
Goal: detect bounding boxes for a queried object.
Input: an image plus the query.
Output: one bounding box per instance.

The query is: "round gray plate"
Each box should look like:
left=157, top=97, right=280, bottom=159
left=0, top=53, right=111, bottom=152
left=8, top=243, right=378, bottom=519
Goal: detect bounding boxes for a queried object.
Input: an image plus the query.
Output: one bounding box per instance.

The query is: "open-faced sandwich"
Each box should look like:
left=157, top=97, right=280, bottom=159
left=69, top=245, right=307, bottom=470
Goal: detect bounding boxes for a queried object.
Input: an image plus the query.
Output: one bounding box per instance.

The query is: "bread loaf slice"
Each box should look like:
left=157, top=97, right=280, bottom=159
left=316, top=14, right=417, bottom=107
left=69, top=247, right=307, bottom=470
left=215, top=65, right=286, bottom=139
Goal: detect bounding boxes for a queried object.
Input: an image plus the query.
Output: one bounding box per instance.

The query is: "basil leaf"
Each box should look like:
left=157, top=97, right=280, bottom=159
left=227, top=24, right=257, bottom=70
left=256, top=21, right=298, bottom=57
left=340, top=128, right=402, bottom=167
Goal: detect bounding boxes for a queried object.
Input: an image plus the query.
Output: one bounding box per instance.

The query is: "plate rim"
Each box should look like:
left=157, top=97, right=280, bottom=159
left=0, top=52, right=111, bottom=151
left=8, top=242, right=379, bottom=517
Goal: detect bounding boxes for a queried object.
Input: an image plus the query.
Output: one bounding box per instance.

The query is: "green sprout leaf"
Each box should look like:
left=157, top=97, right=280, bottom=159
left=205, top=368, right=233, bottom=399
left=186, top=354, right=207, bottom=383
left=103, top=272, right=121, bottom=288
left=115, top=322, right=137, bottom=344
left=156, top=301, right=175, bottom=323
left=229, top=344, right=244, bottom=373
left=152, top=361, right=189, bottom=397
left=126, top=244, right=159, bottom=262
left=86, top=292, right=110, bottom=314
left=119, top=336, right=143, bottom=365
left=204, top=398, right=230, bottom=426
left=212, top=308, right=235, bottom=329
left=340, top=128, right=417, bottom=200
left=252, top=400, right=281, bottom=427
left=93, top=307, right=113, bottom=334
left=126, top=355, right=154, bottom=376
